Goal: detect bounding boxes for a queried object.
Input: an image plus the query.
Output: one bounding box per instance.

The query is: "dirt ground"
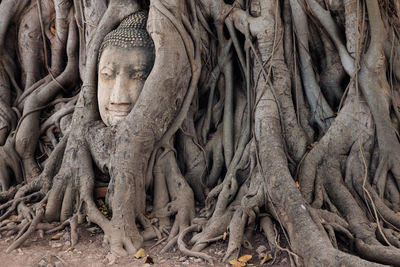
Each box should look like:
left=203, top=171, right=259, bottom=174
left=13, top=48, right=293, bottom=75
left=0, top=223, right=291, bottom=267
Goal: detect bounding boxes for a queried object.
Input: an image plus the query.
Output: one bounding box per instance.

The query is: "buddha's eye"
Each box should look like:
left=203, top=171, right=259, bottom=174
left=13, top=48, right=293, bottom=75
left=131, top=71, right=147, bottom=81
left=100, top=67, right=115, bottom=80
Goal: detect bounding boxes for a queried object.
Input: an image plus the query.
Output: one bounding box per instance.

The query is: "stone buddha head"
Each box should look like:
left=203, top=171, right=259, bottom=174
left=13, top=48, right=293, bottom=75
left=98, top=11, right=155, bottom=126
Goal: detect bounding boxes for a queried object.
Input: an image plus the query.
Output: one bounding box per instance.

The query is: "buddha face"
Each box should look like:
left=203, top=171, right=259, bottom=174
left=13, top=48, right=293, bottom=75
left=98, top=46, right=154, bottom=126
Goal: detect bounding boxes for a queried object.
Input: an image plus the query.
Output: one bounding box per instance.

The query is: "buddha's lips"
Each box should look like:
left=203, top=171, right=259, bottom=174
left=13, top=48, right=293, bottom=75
left=107, top=108, right=131, bottom=116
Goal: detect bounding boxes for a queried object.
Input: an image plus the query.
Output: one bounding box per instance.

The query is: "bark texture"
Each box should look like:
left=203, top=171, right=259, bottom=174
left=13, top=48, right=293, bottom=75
left=0, top=0, right=399, bottom=266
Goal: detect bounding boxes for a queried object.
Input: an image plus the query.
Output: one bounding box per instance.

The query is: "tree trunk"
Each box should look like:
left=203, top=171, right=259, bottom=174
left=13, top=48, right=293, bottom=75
left=0, top=0, right=399, bottom=266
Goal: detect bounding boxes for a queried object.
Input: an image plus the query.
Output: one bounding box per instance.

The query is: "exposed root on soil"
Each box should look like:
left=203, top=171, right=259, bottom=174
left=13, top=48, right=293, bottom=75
left=0, top=0, right=399, bottom=266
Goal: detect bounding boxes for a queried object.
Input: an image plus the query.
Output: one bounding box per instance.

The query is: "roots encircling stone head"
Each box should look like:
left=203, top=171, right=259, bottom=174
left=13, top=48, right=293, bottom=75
left=1, top=0, right=400, bottom=266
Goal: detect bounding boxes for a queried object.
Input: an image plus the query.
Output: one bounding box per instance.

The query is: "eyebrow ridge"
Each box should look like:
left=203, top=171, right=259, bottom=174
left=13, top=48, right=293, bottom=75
left=100, top=62, right=117, bottom=72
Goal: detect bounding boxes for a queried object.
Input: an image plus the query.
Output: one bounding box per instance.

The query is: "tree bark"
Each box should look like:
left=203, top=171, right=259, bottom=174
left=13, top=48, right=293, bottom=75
left=0, top=0, right=398, bottom=266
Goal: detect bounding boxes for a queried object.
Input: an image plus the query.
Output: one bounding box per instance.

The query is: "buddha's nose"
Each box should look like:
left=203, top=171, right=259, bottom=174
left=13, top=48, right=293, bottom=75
left=110, top=74, right=131, bottom=105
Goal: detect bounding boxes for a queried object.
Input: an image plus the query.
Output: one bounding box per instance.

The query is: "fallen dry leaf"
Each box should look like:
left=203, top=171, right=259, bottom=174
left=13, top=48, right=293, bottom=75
left=223, top=232, right=227, bottom=240
left=238, top=254, right=252, bottom=263
left=134, top=248, right=147, bottom=259
left=51, top=235, right=61, bottom=240
left=229, top=259, right=246, bottom=267
left=260, top=253, right=273, bottom=265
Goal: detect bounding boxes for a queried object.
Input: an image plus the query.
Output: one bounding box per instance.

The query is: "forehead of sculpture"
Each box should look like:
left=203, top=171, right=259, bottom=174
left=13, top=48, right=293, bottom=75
left=98, top=46, right=154, bottom=74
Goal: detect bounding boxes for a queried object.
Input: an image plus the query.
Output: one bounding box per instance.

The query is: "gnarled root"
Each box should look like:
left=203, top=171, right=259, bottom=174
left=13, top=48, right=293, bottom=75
left=299, top=89, right=400, bottom=265
left=153, top=149, right=195, bottom=253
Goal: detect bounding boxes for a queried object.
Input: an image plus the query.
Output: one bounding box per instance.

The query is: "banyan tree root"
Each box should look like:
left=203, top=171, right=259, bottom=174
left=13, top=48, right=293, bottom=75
left=0, top=0, right=398, bottom=267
